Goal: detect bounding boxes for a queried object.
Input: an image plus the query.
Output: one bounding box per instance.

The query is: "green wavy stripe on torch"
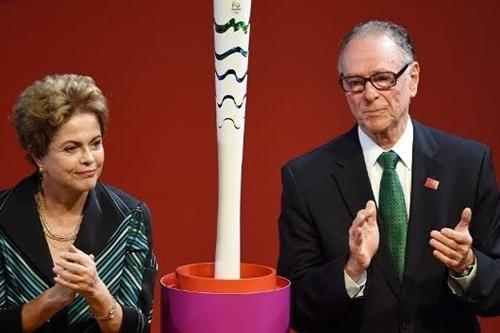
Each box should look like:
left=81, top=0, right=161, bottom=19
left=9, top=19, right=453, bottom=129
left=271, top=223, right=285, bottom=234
left=214, top=18, right=249, bottom=34
left=215, top=47, right=248, bottom=60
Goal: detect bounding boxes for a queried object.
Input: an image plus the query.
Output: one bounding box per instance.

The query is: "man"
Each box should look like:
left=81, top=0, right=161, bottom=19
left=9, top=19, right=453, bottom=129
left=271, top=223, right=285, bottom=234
left=277, top=21, right=500, bottom=333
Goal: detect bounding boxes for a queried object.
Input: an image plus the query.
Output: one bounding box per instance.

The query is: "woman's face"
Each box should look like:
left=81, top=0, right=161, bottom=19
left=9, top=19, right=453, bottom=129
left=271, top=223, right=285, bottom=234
left=36, top=112, right=104, bottom=195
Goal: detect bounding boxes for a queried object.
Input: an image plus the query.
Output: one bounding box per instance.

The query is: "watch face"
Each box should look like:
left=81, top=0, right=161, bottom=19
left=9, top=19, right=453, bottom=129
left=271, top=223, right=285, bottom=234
left=460, top=265, right=474, bottom=277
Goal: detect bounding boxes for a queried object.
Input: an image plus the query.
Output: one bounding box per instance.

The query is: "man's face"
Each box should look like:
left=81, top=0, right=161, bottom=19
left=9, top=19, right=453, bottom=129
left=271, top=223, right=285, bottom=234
left=338, top=34, right=419, bottom=139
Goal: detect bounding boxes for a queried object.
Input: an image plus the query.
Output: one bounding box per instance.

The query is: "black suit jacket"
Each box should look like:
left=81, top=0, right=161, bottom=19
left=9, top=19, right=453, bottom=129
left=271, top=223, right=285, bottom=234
left=0, top=174, right=158, bottom=332
left=278, top=120, right=500, bottom=333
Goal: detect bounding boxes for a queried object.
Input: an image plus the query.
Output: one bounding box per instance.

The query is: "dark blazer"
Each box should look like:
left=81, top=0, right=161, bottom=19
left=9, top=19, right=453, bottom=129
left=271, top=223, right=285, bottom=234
left=277, top=119, right=500, bottom=333
left=0, top=174, right=158, bottom=332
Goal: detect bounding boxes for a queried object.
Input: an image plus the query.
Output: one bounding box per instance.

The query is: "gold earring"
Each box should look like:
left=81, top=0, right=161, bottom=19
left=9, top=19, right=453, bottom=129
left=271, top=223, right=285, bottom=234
left=39, top=166, right=45, bottom=174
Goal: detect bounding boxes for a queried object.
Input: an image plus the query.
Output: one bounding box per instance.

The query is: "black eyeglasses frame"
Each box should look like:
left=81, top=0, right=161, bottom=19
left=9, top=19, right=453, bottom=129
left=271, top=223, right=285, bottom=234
left=338, top=62, right=412, bottom=93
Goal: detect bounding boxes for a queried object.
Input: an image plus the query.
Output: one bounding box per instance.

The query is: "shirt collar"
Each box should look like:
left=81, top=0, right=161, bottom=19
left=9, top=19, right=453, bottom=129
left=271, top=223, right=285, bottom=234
left=358, top=118, right=413, bottom=169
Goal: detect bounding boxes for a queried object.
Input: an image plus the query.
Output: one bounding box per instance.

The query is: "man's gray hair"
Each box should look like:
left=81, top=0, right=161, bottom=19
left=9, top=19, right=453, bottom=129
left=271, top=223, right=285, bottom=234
left=338, top=20, right=416, bottom=73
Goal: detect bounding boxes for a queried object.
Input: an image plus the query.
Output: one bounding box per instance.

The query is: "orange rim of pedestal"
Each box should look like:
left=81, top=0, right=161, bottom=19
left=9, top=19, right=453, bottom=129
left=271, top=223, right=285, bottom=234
left=175, top=262, right=276, bottom=293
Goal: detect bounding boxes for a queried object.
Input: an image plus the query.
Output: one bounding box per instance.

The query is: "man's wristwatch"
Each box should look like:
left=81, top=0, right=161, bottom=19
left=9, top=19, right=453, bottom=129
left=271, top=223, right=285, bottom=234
left=457, top=262, right=475, bottom=277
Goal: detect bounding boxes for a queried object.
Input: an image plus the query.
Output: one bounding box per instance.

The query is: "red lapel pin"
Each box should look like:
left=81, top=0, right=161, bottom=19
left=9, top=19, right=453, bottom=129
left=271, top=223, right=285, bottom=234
left=424, top=177, right=440, bottom=190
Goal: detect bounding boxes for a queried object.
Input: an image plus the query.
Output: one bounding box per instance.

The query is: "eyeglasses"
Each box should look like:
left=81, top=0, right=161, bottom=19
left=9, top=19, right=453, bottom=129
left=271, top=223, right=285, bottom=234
left=338, top=63, right=412, bottom=93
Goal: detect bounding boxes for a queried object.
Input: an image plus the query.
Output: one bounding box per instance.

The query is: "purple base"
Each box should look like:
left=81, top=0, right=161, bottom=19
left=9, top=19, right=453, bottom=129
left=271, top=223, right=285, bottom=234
left=161, top=274, right=290, bottom=333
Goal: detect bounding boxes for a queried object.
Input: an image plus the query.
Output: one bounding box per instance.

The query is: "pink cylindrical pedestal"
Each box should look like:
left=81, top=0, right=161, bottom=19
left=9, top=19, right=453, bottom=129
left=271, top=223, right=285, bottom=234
left=161, top=267, right=290, bottom=333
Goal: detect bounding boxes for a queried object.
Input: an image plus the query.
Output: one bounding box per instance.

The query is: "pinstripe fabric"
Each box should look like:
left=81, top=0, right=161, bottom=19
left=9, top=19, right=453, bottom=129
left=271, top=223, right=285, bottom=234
left=0, top=235, right=49, bottom=306
left=0, top=205, right=157, bottom=332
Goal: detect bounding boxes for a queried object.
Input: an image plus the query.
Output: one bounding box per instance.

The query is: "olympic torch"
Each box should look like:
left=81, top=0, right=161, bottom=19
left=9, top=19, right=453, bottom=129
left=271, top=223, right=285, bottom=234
left=213, top=0, right=251, bottom=279
left=160, top=1, right=290, bottom=331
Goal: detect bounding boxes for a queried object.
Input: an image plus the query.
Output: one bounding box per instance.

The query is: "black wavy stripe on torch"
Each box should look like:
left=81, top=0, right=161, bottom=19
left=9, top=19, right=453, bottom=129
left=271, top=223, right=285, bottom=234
left=216, top=95, right=247, bottom=108
left=214, top=18, right=249, bottom=130
left=217, top=118, right=242, bottom=129
left=216, top=69, right=248, bottom=83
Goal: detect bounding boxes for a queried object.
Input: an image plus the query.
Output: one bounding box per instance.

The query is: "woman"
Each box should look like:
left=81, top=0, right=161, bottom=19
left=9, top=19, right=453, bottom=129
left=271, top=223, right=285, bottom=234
left=0, top=74, right=157, bottom=332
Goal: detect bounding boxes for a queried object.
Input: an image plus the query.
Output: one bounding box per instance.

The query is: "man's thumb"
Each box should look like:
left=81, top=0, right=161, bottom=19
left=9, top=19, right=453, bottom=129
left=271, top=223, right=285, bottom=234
left=455, top=207, right=472, bottom=231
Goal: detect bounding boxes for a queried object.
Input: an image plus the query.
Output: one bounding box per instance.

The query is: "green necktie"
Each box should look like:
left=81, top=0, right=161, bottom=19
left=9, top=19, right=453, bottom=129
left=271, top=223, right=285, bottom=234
left=377, top=150, right=408, bottom=280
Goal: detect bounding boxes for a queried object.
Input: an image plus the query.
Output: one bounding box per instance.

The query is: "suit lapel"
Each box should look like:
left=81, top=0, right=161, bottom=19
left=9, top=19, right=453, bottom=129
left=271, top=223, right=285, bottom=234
left=74, top=182, right=124, bottom=257
left=329, top=129, right=374, bottom=219
left=330, top=126, right=403, bottom=299
left=0, top=174, right=55, bottom=284
left=0, top=176, right=124, bottom=285
left=402, top=120, right=443, bottom=292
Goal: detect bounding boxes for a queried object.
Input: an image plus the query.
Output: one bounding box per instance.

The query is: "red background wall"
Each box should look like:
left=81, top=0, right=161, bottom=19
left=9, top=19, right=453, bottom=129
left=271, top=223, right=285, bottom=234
left=0, top=0, right=499, bottom=331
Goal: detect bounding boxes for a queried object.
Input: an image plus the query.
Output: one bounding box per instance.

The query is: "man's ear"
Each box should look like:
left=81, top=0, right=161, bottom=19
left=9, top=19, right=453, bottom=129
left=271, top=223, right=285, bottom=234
left=409, top=61, right=420, bottom=98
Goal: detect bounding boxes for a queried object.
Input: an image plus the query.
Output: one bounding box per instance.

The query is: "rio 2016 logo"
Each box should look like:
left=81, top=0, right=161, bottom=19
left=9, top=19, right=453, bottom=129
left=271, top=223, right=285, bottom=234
left=231, top=1, right=241, bottom=14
